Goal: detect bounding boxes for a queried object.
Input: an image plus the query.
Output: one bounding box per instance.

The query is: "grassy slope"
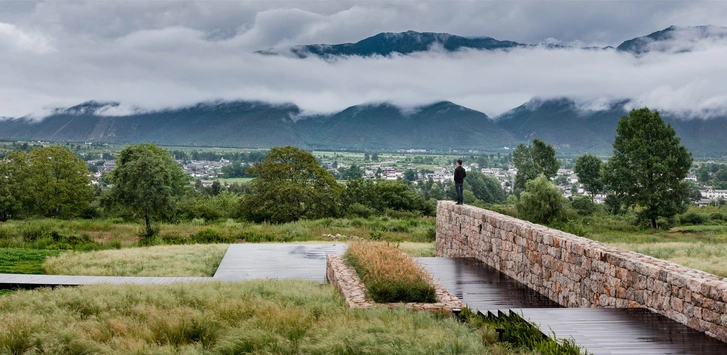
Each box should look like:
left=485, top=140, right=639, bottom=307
left=0, top=280, right=488, bottom=354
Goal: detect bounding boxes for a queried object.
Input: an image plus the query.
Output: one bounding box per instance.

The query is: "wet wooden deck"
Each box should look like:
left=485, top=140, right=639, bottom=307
left=417, top=257, right=560, bottom=313
left=418, top=257, right=727, bottom=355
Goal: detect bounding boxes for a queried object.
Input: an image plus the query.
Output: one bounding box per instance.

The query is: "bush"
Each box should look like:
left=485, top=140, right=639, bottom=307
left=571, top=196, right=597, bottom=216
left=680, top=211, right=707, bottom=225
left=516, top=175, right=568, bottom=224
left=191, top=228, right=234, bottom=244
left=345, top=241, right=436, bottom=303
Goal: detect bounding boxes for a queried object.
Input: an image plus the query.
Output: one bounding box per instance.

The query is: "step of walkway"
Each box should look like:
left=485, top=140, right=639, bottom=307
left=0, top=243, right=346, bottom=289
left=418, top=257, right=727, bottom=355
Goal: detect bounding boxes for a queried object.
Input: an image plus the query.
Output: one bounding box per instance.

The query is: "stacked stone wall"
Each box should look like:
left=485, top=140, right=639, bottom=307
left=437, top=201, right=727, bottom=342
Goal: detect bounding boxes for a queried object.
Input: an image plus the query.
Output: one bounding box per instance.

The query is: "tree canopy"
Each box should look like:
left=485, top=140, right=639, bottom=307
left=2, top=146, right=92, bottom=218
left=516, top=174, right=568, bottom=224
left=603, top=108, right=692, bottom=228
left=513, top=139, right=559, bottom=191
left=574, top=154, right=604, bottom=200
left=240, top=146, right=343, bottom=223
left=106, top=143, right=189, bottom=236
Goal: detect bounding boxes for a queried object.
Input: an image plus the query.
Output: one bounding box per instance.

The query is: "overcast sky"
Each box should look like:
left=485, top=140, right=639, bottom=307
left=2, top=0, right=727, bottom=118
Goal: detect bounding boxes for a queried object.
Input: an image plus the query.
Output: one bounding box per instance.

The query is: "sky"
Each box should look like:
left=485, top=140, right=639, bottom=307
left=2, top=0, right=727, bottom=119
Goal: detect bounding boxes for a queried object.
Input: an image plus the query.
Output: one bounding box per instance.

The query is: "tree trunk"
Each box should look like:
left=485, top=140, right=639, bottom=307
left=651, top=217, right=657, bottom=229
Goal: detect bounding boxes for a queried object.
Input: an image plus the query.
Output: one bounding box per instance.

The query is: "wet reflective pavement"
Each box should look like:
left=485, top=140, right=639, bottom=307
left=418, top=257, right=727, bottom=355
left=213, top=243, right=347, bottom=282
left=416, top=257, right=560, bottom=313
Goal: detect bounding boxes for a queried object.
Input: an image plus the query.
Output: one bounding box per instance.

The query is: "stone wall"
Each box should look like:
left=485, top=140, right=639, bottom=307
left=436, top=201, right=727, bottom=342
left=326, top=255, right=462, bottom=312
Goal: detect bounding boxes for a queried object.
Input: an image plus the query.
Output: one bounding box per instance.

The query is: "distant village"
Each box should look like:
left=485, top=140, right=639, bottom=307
left=76, top=147, right=726, bottom=206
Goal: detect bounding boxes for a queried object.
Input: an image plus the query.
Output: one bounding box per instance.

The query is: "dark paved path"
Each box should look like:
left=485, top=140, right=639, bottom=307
left=0, top=243, right=346, bottom=289
left=418, top=257, right=727, bottom=355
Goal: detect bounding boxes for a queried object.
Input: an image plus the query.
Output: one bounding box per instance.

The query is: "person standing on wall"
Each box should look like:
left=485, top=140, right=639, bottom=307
left=454, top=159, right=466, bottom=205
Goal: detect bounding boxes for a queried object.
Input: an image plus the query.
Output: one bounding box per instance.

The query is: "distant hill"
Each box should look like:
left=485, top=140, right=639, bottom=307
left=257, top=30, right=524, bottom=58
left=496, top=98, right=628, bottom=155
left=2, top=98, right=726, bottom=155
left=495, top=98, right=727, bottom=156
left=301, top=101, right=517, bottom=150
left=259, top=26, right=727, bottom=59
left=0, top=100, right=515, bottom=150
left=617, top=25, right=727, bottom=55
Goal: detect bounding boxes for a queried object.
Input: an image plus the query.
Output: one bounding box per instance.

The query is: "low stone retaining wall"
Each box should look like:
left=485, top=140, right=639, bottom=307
left=326, top=254, right=462, bottom=312
left=437, top=201, right=727, bottom=342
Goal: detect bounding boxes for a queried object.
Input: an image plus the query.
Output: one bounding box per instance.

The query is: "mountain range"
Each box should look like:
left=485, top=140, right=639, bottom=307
left=259, top=25, right=727, bottom=58
left=1, top=98, right=725, bottom=156
left=2, top=25, right=727, bottom=156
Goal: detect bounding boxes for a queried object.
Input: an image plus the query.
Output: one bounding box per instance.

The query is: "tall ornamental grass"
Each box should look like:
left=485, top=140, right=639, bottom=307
left=346, top=241, right=436, bottom=303
left=0, top=280, right=486, bottom=354
left=43, top=244, right=228, bottom=277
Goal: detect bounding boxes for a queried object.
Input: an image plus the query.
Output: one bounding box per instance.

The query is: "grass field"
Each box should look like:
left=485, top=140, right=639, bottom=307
left=565, top=208, right=727, bottom=277
left=0, top=280, right=493, bottom=354
left=0, top=216, right=436, bottom=250
left=43, top=244, right=228, bottom=277
left=0, top=248, right=63, bottom=274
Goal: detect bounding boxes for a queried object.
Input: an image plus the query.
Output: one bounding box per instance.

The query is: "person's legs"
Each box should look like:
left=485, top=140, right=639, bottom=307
left=455, top=183, right=463, bottom=204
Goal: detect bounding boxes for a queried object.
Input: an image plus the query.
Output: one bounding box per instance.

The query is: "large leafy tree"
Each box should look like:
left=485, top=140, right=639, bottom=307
left=516, top=174, right=568, bottom=224
left=463, top=171, right=506, bottom=203
left=241, top=146, right=343, bottom=223
left=513, top=139, right=559, bottom=191
left=107, top=143, right=189, bottom=236
left=603, top=108, right=692, bottom=228
left=574, top=154, right=604, bottom=200
left=0, top=159, right=20, bottom=221
left=5, top=146, right=92, bottom=218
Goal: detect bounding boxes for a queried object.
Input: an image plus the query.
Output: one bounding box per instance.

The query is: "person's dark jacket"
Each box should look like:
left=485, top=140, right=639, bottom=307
left=454, top=166, right=466, bottom=183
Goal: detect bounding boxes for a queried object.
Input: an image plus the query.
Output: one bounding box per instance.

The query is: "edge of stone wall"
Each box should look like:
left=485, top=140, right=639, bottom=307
left=326, top=254, right=462, bottom=312
left=436, top=200, right=727, bottom=342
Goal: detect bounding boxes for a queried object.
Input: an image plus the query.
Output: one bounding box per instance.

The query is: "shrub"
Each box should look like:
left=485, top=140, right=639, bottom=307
left=191, top=228, right=234, bottom=244
left=571, top=196, right=596, bottom=216
left=679, top=211, right=707, bottom=225
left=345, top=241, right=436, bottom=303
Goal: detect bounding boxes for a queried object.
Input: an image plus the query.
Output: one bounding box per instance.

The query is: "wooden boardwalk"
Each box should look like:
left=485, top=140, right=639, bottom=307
left=418, top=257, right=727, bottom=355
left=0, top=243, right=346, bottom=289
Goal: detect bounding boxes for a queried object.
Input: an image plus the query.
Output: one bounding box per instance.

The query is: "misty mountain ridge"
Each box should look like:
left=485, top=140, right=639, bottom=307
left=2, top=97, right=726, bottom=156
left=257, top=25, right=727, bottom=58
left=257, top=30, right=524, bottom=58
left=617, top=25, right=727, bottom=55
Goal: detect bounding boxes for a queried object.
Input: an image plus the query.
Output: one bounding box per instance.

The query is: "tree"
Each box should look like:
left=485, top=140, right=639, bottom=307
left=512, top=139, right=559, bottom=191
left=516, top=174, right=568, bottom=224
left=574, top=154, right=604, bottom=200
left=0, top=160, right=20, bottom=221
left=106, top=143, right=189, bottom=237
left=603, top=108, right=692, bottom=228
left=240, top=146, right=343, bottom=223
left=6, top=146, right=92, bottom=218
left=404, top=169, right=417, bottom=182
left=463, top=171, right=506, bottom=203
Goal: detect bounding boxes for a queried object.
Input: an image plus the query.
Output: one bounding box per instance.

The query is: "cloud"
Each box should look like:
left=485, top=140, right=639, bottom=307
left=0, top=21, right=54, bottom=53
left=2, top=1, right=727, bottom=119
